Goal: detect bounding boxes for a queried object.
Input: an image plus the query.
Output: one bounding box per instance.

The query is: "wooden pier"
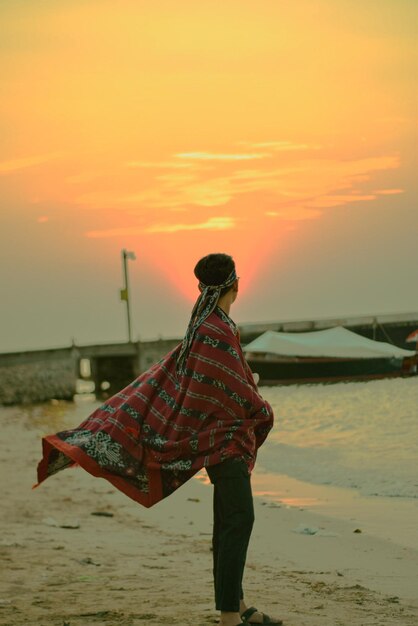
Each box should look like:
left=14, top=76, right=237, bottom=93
left=0, top=312, right=416, bottom=405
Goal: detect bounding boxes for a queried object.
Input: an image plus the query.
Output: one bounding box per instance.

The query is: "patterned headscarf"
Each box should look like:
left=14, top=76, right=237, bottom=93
left=176, top=268, right=237, bottom=375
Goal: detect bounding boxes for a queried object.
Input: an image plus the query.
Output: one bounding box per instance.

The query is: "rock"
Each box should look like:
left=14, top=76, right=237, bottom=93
left=91, top=511, right=114, bottom=517
left=353, top=528, right=362, bottom=533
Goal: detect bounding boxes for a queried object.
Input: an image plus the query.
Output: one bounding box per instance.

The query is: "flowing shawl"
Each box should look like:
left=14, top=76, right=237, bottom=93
left=35, top=307, right=274, bottom=507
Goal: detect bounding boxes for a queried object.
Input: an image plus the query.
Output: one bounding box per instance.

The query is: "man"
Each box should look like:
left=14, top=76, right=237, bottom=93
left=35, top=253, right=281, bottom=625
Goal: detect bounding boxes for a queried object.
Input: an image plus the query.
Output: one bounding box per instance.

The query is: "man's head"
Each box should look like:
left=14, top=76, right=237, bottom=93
left=194, top=253, right=238, bottom=300
left=176, top=253, right=238, bottom=374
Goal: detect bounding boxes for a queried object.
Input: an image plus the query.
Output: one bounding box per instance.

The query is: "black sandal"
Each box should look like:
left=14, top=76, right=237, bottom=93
left=241, top=606, right=284, bottom=625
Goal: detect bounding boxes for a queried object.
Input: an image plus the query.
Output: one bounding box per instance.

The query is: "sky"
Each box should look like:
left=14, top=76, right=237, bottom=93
left=0, top=0, right=417, bottom=352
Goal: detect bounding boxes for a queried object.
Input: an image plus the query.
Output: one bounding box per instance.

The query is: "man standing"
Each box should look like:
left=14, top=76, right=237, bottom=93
left=35, top=253, right=281, bottom=625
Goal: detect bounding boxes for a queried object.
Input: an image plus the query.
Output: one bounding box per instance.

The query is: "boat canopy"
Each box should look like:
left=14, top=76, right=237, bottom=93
left=242, top=326, right=416, bottom=359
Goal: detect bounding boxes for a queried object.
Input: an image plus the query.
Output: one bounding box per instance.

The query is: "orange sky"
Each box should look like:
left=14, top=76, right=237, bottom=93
left=0, top=0, right=417, bottom=350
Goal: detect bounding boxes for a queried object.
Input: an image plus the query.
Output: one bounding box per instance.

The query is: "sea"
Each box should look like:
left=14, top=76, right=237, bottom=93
left=9, top=375, right=417, bottom=502
left=259, top=377, right=418, bottom=500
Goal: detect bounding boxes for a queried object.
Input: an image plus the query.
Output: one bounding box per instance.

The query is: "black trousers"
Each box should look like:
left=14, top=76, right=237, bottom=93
left=206, top=458, right=255, bottom=612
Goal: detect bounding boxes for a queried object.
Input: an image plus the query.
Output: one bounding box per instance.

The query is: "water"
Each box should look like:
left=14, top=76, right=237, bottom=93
left=4, top=376, right=417, bottom=501
left=259, top=377, right=418, bottom=499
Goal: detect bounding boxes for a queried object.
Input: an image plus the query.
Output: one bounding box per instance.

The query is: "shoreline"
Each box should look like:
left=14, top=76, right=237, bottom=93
left=143, top=471, right=418, bottom=602
left=1, top=402, right=417, bottom=624
left=249, top=466, right=418, bottom=550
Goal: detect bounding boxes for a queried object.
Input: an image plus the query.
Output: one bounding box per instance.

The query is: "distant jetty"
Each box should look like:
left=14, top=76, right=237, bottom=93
left=0, top=312, right=416, bottom=405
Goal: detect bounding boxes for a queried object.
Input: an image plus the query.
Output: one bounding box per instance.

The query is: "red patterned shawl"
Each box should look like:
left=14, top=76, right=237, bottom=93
left=35, top=307, right=274, bottom=507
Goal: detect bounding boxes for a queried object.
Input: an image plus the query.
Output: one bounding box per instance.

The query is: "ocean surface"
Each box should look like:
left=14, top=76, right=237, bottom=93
left=4, top=376, right=417, bottom=501
left=259, top=377, right=418, bottom=499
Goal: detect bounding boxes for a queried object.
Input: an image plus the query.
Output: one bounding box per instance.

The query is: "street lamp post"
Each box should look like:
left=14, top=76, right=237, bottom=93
left=120, top=249, right=136, bottom=343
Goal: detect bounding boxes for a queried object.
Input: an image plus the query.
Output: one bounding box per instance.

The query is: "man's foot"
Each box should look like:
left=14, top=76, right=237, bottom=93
left=240, top=604, right=284, bottom=625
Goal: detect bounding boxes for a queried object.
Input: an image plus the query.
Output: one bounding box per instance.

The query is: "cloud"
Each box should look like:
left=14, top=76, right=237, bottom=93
left=85, top=227, right=145, bottom=238
left=0, top=153, right=61, bottom=175
left=374, top=189, right=404, bottom=195
left=85, top=216, right=235, bottom=238
left=238, top=140, right=319, bottom=151
left=265, top=209, right=322, bottom=220
left=306, top=194, right=377, bottom=209
left=175, top=152, right=269, bottom=161
left=155, top=173, right=198, bottom=184
left=76, top=148, right=401, bottom=223
left=126, top=161, right=194, bottom=169
left=155, top=154, right=399, bottom=210
left=145, top=216, right=235, bottom=233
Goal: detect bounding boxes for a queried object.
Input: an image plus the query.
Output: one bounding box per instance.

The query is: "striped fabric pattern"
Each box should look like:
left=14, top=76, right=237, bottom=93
left=176, top=268, right=237, bottom=375
left=35, top=307, right=274, bottom=507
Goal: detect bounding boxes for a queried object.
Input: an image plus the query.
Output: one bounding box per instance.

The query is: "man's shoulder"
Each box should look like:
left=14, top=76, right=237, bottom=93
left=202, top=308, right=239, bottom=341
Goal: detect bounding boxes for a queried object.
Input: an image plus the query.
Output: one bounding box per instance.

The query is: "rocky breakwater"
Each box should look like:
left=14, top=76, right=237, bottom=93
left=0, top=348, right=77, bottom=406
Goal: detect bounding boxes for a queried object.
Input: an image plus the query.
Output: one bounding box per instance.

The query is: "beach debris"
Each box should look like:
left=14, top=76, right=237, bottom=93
left=42, top=517, right=80, bottom=529
left=353, top=528, right=362, bottom=533
left=78, top=611, right=111, bottom=618
left=337, top=571, right=344, bottom=577
left=187, top=497, right=200, bottom=502
left=79, top=557, right=101, bottom=566
left=0, top=540, right=25, bottom=548
left=91, top=511, right=114, bottom=517
left=293, top=524, right=319, bottom=535
left=0, top=599, right=12, bottom=606
left=60, top=521, right=80, bottom=529
left=386, top=596, right=400, bottom=604
left=292, top=524, right=338, bottom=537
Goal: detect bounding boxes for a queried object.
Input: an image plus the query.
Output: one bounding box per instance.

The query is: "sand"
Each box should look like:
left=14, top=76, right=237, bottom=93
left=0, top=402, right=417, bottom=626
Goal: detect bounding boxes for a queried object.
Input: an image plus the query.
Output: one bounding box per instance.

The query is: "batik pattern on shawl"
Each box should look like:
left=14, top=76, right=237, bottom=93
left=35, top=307, right=274, bottom=507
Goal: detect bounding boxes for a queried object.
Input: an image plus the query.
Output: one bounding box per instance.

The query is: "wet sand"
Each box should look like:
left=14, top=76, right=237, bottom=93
left=0, top=401, right=417, bottom=626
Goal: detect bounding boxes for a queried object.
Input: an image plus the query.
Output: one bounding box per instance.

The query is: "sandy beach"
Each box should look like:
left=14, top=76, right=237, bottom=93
left=1, top=400, right=417, bottom=626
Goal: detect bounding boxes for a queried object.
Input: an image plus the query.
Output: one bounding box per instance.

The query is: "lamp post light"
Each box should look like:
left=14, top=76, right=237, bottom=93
left=120, top=249, right=136, bottom=343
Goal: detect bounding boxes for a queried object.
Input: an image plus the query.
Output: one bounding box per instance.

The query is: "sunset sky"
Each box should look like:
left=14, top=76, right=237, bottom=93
left=1, top=0, right=417, bottom=352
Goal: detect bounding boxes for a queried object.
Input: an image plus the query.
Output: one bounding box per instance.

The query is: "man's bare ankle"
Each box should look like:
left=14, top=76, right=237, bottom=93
left=220, top=610, right=241, bottom=625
